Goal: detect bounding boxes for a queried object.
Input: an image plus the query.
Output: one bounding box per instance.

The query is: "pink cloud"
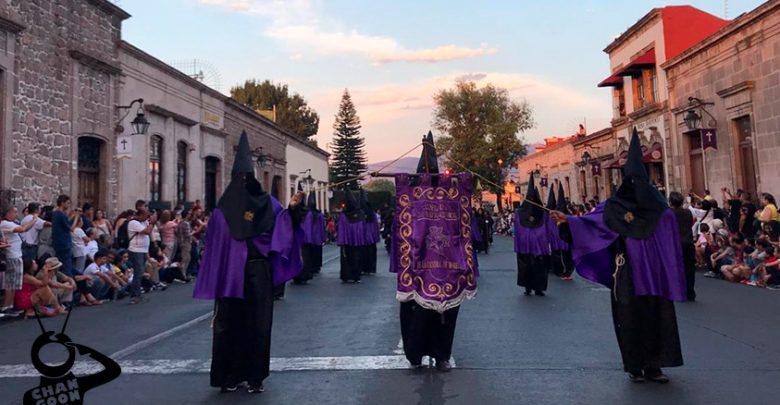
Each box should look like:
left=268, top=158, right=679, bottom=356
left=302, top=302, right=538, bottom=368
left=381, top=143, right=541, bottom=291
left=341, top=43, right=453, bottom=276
left=371, top=45, right=497, bottom=64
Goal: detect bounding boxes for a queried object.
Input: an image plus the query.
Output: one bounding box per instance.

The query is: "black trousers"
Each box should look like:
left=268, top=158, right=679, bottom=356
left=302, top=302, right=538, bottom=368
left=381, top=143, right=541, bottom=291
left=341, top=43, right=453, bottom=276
left=340, top=246, right=362, bottom=282
left=211, top=257, right=274, bottom=387
left=516, top=253, right=550, bottom=293
left=681, top=244, right=696, bottom=300
left=400, top=301, right=460, bottom=365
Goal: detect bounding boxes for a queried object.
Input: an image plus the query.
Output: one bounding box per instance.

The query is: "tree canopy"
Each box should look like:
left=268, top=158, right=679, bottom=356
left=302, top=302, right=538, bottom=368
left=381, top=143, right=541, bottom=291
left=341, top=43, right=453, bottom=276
left=432, top=81, right=535, bottom=209
left=231, top=79, right=320, bottom=139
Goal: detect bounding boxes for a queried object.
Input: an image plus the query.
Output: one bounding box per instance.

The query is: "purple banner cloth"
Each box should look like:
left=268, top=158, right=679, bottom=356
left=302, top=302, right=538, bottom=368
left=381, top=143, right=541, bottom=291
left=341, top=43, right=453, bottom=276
left=566, top=203, right=686, bottom=301
left=337, top=214, right=370, bottom=246
left=545, top=216, right=569, bottom=251
left=391, top=173, right=478, bottom=312
left=193, top=198, right=303, bottom=300
left=302, top=212, right=326, bottom=245
left=514, top=212, right=552, bottom=256
left=701, top=128, right=718, bottom=151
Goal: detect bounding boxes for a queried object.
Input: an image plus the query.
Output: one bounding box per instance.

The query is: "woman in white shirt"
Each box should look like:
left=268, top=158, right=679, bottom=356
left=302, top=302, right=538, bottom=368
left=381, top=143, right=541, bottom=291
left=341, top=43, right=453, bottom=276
left=689, top=199, right=715, bottom=236
left=71, top=212, right=89, bottom=274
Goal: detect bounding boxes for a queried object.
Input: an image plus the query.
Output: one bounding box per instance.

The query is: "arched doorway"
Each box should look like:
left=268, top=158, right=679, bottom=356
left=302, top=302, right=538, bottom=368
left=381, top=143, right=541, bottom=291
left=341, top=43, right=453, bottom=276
left=204, top=156, right=221, bottom=212
left=78, top=136, right=105, bottom=208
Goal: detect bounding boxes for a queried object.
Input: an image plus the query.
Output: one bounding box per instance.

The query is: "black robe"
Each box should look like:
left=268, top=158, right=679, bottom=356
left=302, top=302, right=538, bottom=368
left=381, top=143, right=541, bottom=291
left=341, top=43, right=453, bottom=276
left=400, top=301, right=459, bottom=365
left=362, top=244, right=377, bottom=274
left=293, top=245, right=315, bottom=284
left=340, top=245, right=362, bottom=282
left=211, top=241, right=274, bottom=387
left=516, top=253, right=550, bottom=293
left=561, top=224, right=683, bottom=372
left=550, top=249, right=575, bottom=278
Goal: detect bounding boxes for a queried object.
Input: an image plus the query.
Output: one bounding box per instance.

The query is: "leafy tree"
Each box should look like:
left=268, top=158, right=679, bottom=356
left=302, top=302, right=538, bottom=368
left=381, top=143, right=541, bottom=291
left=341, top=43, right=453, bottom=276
left=432, top=81, right=535, bottom=210
left=329, top=89, right=367, bottom=190
left=365, top=179, right=396, bottom=195
left=231, top=79, right=320, bottom=139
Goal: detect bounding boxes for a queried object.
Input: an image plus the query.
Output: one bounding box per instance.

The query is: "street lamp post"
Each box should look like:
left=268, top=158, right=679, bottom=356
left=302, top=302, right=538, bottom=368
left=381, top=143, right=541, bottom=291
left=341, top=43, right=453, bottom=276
left=115, top=98, right=150, bottom=135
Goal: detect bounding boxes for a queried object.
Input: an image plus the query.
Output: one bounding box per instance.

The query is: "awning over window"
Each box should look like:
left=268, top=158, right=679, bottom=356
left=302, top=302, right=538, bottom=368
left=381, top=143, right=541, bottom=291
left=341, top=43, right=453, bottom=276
left=615, top=48, right=656, bottom=76
left=597, top=74, right=624, bottom=88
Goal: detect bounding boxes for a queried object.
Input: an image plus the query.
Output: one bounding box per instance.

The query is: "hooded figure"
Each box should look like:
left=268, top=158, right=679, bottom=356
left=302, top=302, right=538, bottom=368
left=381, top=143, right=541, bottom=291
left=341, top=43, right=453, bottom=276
left=193, top=131, right=303, bottom=393
left=514, top=173, right=551, bottom=296
left=293, top=192, right=325, bottom=284
left=360, top=189, right=380, bottom=274
left=547, top=181, right=574, bottom=279
left=338, top=189, right=368, bottom=283
left=393, top=132, right=477, bottom=372
left=555, top=127, right=685, bottom=383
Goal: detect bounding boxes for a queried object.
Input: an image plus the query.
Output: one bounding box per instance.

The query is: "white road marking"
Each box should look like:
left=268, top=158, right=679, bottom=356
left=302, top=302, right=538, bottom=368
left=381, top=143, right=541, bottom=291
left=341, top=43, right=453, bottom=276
left=110, top=312, right=213, bottom=360
left=0, top=355, right=457, bottom=378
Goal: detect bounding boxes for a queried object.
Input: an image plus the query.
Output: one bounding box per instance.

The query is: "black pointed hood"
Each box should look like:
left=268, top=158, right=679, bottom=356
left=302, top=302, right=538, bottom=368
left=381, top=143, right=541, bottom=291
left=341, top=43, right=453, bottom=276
left=556, top=181, right=570, bottom=215
left=517, top=173, right=545, bottom=228
left=343, top=188, right=365, bottom=222
left=218, top=131, right=274, bottom=240
left=604, top=128, right=668, bottom=239
left=546, top=187, right=556, bottom=210
left=360, top=189, right=375, bottom=223
left=416, top=131, right=439, bottom=174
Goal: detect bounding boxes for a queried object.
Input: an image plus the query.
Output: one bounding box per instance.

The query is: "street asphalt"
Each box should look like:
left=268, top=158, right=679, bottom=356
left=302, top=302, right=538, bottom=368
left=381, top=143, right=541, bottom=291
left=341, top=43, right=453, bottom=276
left=1, top=237, right=779, bottom=404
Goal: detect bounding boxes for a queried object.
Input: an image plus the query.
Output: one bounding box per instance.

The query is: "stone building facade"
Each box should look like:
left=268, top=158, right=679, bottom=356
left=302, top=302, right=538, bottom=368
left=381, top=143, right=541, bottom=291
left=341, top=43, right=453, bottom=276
left=0, top=0, right=330, bottom=216
left=571, top=127, right=617, bottom=203
left=516, top=139, right=577, bottom=204
left=664, top=0, right=780, bottom=199
left=0, top=0, right=128, bottom=210
left=286, top=137, right=330, bottom=212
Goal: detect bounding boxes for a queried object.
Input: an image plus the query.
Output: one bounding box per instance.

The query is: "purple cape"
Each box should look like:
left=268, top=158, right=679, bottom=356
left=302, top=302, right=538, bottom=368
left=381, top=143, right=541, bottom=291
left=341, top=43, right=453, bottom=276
left=302, top=211, right=326, bottom=245
left=514, top=212, right=552, bottom=256
left=545, top=216, right=569, bottom=251
left=337, top=213, right=370, bottom=246
left=391, top=173, right=478, bottom=313
left=567, top=203, right=686, bottom=302
left=193, top=199, right=303, bottom=300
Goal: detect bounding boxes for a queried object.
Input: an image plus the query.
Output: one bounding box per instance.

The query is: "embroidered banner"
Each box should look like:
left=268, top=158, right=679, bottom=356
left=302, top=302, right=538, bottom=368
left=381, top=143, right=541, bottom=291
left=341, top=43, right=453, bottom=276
left=391, top=173, right=478, bottom=312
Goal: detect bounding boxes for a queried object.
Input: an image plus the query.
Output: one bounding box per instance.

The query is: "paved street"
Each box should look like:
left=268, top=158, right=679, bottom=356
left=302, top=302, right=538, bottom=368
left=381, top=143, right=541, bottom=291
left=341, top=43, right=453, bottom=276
left=1, top=237, right=779, bottom=404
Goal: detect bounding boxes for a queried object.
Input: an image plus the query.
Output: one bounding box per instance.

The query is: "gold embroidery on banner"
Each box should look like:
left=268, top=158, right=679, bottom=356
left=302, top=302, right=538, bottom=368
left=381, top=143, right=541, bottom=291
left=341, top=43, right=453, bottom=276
left=397, top=174, right=477, bottom=300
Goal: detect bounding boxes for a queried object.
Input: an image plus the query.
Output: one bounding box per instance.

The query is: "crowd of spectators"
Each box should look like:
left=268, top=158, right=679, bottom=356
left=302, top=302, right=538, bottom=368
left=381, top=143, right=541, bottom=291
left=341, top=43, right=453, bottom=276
left=0, top=195, right=209, bottom=319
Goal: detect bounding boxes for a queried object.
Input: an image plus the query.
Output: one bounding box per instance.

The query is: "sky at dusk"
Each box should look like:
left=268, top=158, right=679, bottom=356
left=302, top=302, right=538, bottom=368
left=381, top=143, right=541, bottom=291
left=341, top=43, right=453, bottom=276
left=119, top=0, right=765, bottom=162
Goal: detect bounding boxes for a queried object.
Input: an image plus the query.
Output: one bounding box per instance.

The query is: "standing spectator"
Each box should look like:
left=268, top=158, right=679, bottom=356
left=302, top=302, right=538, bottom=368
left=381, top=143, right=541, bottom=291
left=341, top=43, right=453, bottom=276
left=36, top=206, right=55, bottom=260
left=188, top=206, right=206, bottom=277
left=113, top=210, right=134, bottom=243
left=20, top=203, right=49, bottom=261
left=740, top=192, right=758, bottom=238
left=81, top=203, right=94, bottom=233
left=1, top=205, right=40, bottom=315
left=158, top=210, right=177, bottom=261
left=92, top=208, right=113, bottom=239
left=70, top=212, right=89, bottom=275
left=175, top=209, right=192, bottom=281
left=84, top=228, right=99, bottom=261
left=52, top=195, right=76, bottom=277
left=757, top=193, right=778, bottom=227
left=670, top=192, right=696, bottom=301
left=128, top=202, right=157, bottom=304
left=690, top=199, right=715, bottom=237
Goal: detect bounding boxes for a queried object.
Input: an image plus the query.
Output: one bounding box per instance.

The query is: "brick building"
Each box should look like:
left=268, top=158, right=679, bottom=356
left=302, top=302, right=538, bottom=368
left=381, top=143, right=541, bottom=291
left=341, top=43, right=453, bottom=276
left=665, top=0, right=780, bottom=199
left=0, top=0, right=128, bottom=210
left=0, top=1, right=329, bottom=215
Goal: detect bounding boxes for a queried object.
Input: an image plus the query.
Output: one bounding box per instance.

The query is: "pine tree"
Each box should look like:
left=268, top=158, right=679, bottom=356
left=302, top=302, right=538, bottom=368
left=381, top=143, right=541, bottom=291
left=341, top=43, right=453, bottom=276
left=329, top=89, right=367, bottom=190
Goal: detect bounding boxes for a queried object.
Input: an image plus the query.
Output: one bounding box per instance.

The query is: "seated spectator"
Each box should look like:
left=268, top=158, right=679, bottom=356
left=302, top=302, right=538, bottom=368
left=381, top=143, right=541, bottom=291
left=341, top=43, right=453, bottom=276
left=84, top=228, right=99, bottom=262
left=36, top=256, right=76, bottom=309
left=15, top=258, right=66, bottom=317
left=741, top=239, right=771, bottom=285
left=707, top=236, right=735, bottom=278
left=82, top=251, right=113, bottom=300
left=721, top=235, right=748, bottom=282
left=695, top=223, right=713, bottom=266
left=97, top=233, right=113, bottom=251
left=755, top=248, right=780, bottom=288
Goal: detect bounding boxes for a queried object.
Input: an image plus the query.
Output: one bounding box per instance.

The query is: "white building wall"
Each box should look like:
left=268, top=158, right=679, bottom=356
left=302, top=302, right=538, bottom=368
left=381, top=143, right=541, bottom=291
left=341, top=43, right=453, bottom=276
left=285, top=141, right=329, bottom=211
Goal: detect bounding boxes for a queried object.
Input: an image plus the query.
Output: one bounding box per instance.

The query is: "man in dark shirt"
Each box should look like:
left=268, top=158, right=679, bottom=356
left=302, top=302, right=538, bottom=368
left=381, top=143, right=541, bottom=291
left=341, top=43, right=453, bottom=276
left=81, top=203, right=94, bottom=233
left=670, top=192, right=696, bottom=301
left=52, top=195, right=75, bottom=277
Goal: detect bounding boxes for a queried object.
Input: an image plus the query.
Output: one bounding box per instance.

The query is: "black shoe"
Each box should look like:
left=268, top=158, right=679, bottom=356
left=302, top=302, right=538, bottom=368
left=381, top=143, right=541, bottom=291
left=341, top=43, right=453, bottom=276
left=534, top=291, right=546, bottom=297
left=247, top=384, right=264, bottom=393
left=628, top=371, right=645, bottom=383
left=644, top=368, right=669, bottom=384
left=435, top=360, right=452, bottom=372
left=220, top=385, right=238, bottom=393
